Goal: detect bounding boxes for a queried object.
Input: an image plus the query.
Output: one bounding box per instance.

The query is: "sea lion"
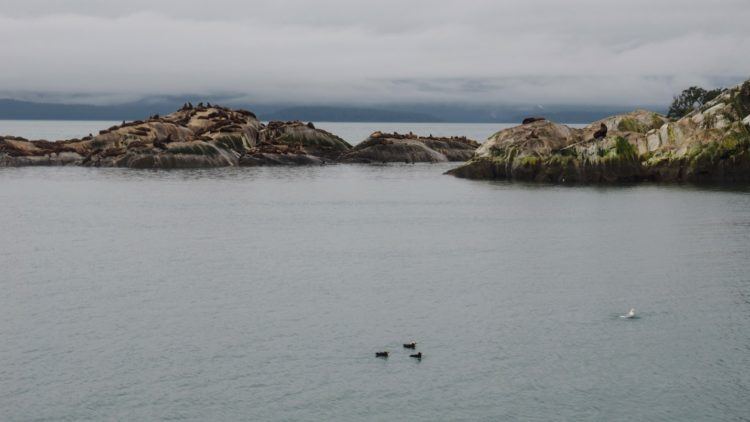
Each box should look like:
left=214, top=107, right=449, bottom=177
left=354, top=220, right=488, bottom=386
left=593, top=123, right=608, bottom=140
left=522, top=117, right=545, bottom=125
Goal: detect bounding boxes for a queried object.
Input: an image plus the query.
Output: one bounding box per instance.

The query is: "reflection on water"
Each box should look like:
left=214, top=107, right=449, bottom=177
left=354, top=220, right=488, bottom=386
left=1, top=165, right=749, bottom=421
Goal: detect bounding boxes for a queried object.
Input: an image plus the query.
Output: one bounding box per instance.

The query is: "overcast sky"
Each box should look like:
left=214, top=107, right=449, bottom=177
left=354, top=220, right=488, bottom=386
left=0, top=0, right=748, bottom=106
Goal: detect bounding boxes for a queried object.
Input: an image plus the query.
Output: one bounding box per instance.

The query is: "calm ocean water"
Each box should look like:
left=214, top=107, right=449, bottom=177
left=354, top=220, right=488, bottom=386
left=1, top=121, right=750, bottom=421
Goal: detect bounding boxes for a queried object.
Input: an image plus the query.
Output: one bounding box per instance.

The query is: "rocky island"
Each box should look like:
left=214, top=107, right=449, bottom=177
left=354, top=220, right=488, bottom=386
left=340, top=132, right=479, bottom=163
left=0, top=103, right=479, bottom=168
left=2, top=79, right=750, bottom=184
left=447, top=80, right=750, bottom=183
left=0, top=103, right=354, bottom=168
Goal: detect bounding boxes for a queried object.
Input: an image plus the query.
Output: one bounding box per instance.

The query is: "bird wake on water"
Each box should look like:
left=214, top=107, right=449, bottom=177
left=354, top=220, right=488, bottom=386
left=620, top=308, right=637, bottom=319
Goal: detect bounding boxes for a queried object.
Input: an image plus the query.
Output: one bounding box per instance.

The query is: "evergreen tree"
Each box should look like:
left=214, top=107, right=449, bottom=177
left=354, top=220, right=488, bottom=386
left=667, top=86, right=723, bottom=119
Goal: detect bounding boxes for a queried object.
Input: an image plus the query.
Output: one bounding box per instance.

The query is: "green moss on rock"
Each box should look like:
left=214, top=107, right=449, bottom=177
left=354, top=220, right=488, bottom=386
left=729, top=81, right=750, bottom=117
left=517, top=155, right=540, bottom=168
left=617, top=118, right=647, bottom=133
left=651, top=113, right=666, bottom=130
left=613, top=136, right=637, bottom=159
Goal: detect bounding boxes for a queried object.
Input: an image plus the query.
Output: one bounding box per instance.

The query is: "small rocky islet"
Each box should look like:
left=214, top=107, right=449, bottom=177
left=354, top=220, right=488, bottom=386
left=2, top=79, right=750, bottom=183
left=0, top=103, right=478, bottom=168
left=448, top=80, right=750, bottom=183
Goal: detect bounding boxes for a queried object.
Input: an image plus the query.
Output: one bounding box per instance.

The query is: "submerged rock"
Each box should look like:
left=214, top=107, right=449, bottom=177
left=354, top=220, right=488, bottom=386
left=339, top=132, right=479, bottom=163
left=447, top=81, right=750, bottom=183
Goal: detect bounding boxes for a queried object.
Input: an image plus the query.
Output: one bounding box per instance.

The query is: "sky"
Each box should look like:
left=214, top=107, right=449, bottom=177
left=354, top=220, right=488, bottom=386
left=0, top=0, right=748, bottom=106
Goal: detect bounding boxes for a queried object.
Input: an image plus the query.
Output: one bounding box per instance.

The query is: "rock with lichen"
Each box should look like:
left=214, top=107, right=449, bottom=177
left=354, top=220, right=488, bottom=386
left=1, top=104, right=264, bottom=168
left=81, top=105, right=261, bottom=168
left=0, top=136, right=87, bottom=166
left=447, top=79, right=750, bottom=183
left=339, top=132, right=479, bottom=163
left=242, top=121, right=352, bottom=165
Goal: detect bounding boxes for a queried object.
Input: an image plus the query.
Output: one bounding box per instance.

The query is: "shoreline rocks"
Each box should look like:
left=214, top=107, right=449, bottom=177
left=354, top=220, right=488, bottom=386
left=247, top=120, right=352, bottom=165
left=447, top=81, right=750, bottom=183
left=0, top=108, right=481, bottom=168
left=3, top=79, right=750, bottom=185
left=0, top=107, right=356, bottom=168
left=339, top=131, right=479, bottom=163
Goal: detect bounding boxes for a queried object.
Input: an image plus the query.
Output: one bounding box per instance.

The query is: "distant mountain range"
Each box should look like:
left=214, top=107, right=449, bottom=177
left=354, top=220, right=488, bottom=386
left=263, top=106, right=442, bottom=122
left=0, top=98, right=664, bottom=124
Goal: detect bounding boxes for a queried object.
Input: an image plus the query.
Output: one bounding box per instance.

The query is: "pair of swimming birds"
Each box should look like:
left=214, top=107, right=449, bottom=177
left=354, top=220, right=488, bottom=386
left=376, top=342, right=421, bottom=359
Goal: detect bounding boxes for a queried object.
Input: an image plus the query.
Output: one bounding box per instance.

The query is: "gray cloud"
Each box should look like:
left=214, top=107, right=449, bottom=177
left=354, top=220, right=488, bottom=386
left=0, top=0, right=748, bottom=105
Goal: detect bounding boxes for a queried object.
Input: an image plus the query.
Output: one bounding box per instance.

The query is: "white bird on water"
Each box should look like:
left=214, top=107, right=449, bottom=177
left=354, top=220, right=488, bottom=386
left=620, top=308, right=636, bottom=319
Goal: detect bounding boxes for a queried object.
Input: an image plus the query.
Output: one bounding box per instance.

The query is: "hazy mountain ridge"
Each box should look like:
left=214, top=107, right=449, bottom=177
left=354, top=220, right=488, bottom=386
left=0, top=98, right=663, bottom=124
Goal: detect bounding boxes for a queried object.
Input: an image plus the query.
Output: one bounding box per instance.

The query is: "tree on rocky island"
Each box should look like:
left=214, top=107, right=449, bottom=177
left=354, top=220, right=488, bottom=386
left=667, top=86, right=723, bottom=119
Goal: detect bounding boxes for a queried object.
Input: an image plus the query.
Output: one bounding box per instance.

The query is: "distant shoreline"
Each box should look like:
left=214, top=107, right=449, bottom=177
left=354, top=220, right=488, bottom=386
left=0, top=98, right=660, bottom=124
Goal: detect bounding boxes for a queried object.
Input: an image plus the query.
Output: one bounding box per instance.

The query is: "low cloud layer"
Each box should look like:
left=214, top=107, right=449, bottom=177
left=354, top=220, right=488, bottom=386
left=0, top=0, right=748, bottom=106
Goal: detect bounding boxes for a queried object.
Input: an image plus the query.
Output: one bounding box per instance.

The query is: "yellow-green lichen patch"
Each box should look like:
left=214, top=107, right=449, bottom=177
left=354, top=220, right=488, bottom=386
left=651, top=113, right=666, bottom=130
left=617, top=118, right=648, bottom=133
left=728, top=81, right=750, bottom=117
left=667, top=125, right=677, bottom=144
left=517, top=155, right=540, bottom=168
left=613, top=136, right=638, bottom=159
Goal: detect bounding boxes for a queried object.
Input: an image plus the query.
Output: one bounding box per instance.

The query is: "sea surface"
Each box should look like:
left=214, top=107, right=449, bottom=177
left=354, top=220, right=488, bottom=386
left=1, top=121, right=750, bottom=421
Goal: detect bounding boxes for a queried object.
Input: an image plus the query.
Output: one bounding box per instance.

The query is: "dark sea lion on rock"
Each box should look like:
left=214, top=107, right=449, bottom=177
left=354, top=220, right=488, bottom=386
left=593, top=123, right=608, bottom=140
left=307, top=122, right=315, bottom=129
left=236, top=109, right=257, bottom=119
left=522, top=117, right=546, bottom=125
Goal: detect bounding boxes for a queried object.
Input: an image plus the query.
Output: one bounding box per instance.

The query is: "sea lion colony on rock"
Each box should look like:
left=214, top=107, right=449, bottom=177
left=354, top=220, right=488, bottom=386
left=339, top=132, right=480, bottom=163
left=3, top=79, right=750, bottom=180
left=0, top=113, right=482, bottom=167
